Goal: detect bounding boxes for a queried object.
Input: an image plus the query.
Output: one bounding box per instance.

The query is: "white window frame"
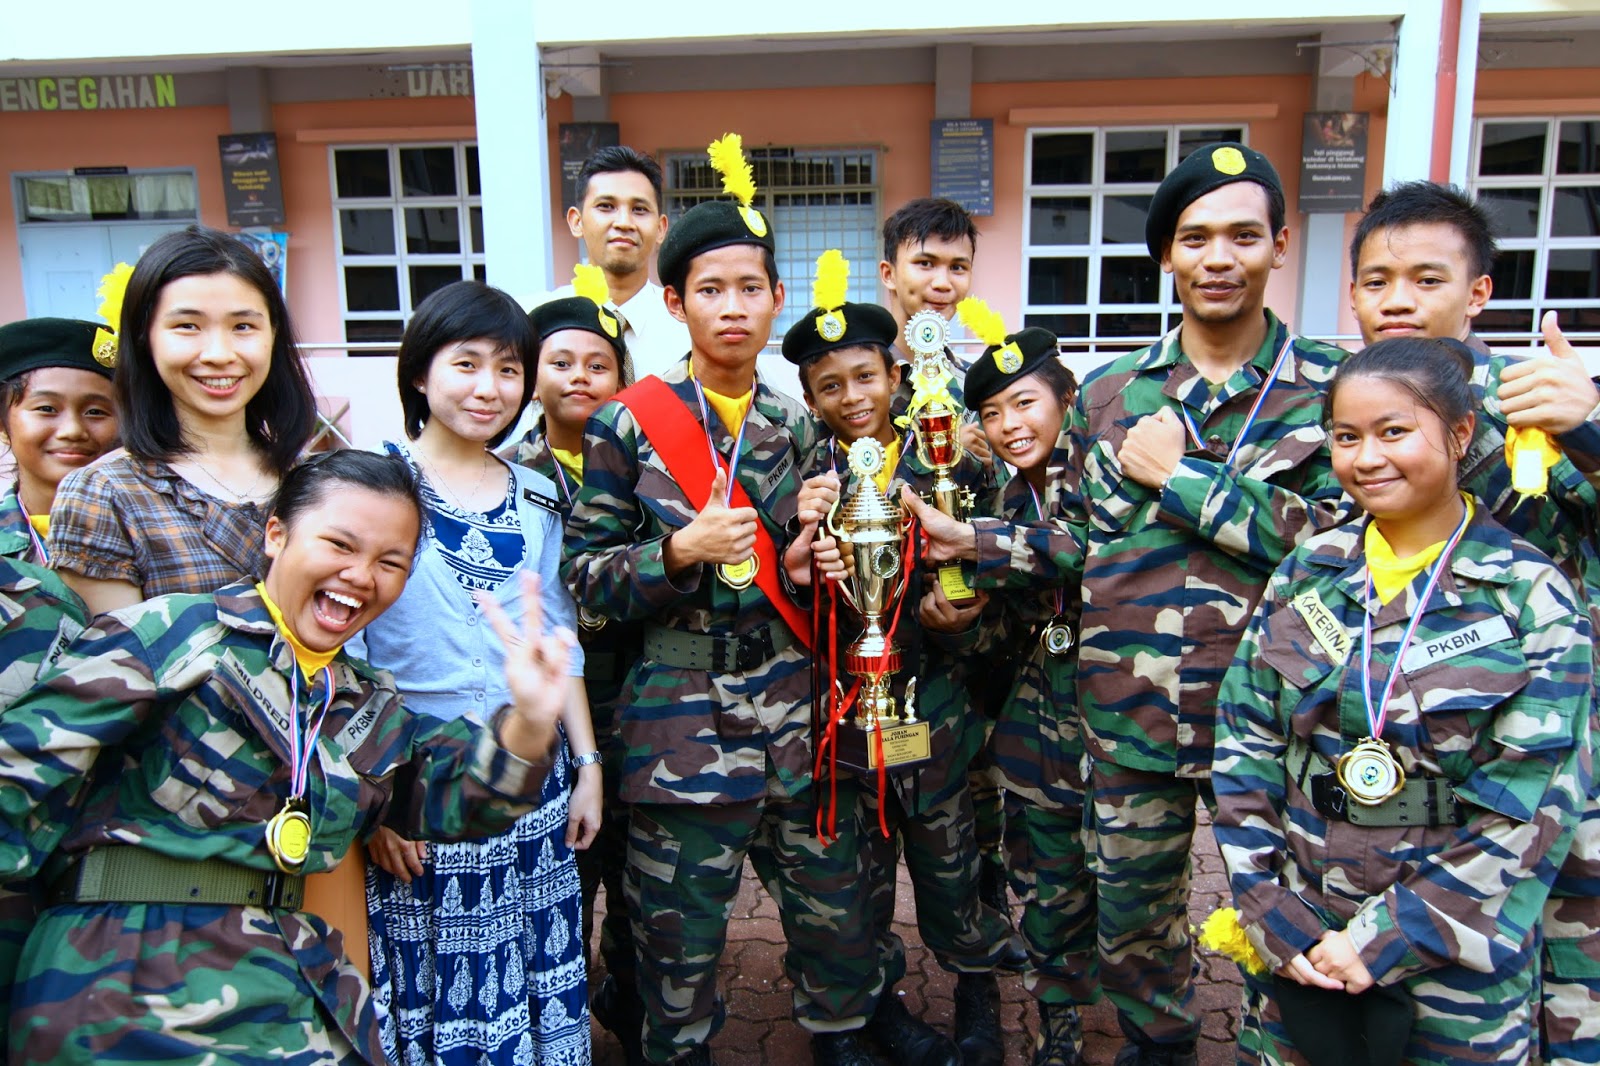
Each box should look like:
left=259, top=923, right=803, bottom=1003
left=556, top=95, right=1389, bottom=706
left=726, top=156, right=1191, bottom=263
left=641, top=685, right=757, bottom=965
left=1469, top=116, right=1600, bottom=346
left=1022, top=124, right=1248, bottom=351
left=328, top=142, right=484, bottom=347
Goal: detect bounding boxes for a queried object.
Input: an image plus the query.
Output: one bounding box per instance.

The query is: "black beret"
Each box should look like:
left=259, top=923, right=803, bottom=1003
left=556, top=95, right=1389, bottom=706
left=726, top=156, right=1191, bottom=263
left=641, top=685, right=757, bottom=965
left=528, top=296, right=628, bottom=363
left=656, top=200, right=775, bottom=292
left=0, top=318, right=112, bottom=384
left=963, top=327, right=1061, bottom=411
left=780, top=301, right=898, bottom=366
left=1144, top=142, right=1283, bottom=260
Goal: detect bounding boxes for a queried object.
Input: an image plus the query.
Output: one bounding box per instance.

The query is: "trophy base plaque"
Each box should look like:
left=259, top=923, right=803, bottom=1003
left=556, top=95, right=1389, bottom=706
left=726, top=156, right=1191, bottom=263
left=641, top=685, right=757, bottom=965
left=836, top=718, right=932, bottom=774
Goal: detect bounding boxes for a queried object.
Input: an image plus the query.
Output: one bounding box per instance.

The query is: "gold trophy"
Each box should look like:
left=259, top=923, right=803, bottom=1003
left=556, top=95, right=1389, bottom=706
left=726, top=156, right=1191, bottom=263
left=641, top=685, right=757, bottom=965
left=826, top=438, right=931, bottom=771
left=904, top=310, right=978, bottom=604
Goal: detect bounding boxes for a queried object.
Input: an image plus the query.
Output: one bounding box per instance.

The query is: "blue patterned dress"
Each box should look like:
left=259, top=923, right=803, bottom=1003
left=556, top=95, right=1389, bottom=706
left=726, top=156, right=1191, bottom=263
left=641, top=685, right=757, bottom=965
left=363, top=443, right=590, bottom=1066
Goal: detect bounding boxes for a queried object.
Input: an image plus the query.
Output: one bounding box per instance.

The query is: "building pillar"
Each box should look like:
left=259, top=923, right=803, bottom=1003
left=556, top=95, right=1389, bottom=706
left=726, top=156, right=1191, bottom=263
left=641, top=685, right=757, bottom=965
left=470, top=0, right=553, bottom=298
left=224, top=66, right=270, bottom=132
left=934, top=43, right=972, bottom=119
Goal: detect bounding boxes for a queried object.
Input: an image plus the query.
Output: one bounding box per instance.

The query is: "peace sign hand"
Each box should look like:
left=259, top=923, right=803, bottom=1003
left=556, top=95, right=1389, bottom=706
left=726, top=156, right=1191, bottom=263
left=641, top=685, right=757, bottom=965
left=477, top=572, right=576, bottom=762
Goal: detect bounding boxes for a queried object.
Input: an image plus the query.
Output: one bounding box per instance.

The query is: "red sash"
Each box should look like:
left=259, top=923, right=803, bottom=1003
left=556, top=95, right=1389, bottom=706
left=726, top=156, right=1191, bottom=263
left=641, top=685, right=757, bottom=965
left=616, top=375, right=812, bottom=651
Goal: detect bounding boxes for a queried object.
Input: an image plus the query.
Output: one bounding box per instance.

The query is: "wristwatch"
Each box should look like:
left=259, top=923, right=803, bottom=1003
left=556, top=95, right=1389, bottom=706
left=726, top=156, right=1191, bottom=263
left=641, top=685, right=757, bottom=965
left=571, top=750, right=603, bottom=769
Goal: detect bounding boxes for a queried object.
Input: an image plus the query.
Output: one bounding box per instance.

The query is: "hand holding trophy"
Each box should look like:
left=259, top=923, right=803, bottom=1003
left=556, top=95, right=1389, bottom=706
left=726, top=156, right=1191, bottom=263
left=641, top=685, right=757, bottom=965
left=903, top=309, right=978, bottom=604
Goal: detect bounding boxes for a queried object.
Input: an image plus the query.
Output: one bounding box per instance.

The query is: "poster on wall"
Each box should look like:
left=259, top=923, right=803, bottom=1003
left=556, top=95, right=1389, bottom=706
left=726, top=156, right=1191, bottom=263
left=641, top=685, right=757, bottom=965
left=1299, top=112, right=1369, bottom=213
left=238, top=231, right=288, bottom=297
left=931, top=118, right=994, bottom=217
left=219, top=132, right=286, bottom=227
left=559, top=123, right=621, bottom=210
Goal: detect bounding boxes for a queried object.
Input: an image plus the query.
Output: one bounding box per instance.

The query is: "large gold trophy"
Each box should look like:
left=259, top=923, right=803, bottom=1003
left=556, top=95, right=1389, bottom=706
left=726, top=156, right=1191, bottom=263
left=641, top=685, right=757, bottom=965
left=903, top=310, right=978, bottom=604
left=827, top=438, right=931, bottom=771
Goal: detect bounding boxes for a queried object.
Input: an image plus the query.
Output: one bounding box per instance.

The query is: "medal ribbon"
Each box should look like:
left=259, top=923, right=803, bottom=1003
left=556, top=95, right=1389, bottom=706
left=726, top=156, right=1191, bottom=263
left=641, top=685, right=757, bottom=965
left=19, top=500, right=48, bottom=566
left=287, top=666, right=336, bottom=802
left=1359, top=506, right=1471, bottom=740
left=1177, top=333, right=1296, bottom=469
left=691, top=378, right=751, bottom=506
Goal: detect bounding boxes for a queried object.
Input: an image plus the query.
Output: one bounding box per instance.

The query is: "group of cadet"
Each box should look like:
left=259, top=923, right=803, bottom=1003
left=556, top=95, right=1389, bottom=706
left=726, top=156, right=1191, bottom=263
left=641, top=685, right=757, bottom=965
left=0, top=126, right=1595, bottom=1066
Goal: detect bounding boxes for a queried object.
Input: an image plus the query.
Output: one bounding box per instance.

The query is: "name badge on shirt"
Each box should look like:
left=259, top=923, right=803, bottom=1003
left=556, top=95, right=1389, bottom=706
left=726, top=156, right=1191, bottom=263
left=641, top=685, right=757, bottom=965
left=523, top=487, right=562, bottom=513
left=1400, top=615, right=1514, bottom=673
left=1292, top=590, right=1351, bottom=663
left=759, top=450, right=796, bottom=496
left=42, top=616, right=85, bottom=672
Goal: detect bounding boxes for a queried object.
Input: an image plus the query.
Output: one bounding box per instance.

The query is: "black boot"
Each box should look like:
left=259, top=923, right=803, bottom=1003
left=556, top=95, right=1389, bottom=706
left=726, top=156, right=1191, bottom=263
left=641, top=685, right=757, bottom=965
left=1111, top=1039, right=1198, bottom=1066
left=811, top=1030, right=877, bottom=1066
left=953, top=972, right=1004, bottom=1066
left=1032, top=1001, right=1085, bottom=1066
left=867, top=995, right=961, bottom=1066
left=592, top=974, right=647, bottom=1066
left=668, top=1045, right=714, bottom=1066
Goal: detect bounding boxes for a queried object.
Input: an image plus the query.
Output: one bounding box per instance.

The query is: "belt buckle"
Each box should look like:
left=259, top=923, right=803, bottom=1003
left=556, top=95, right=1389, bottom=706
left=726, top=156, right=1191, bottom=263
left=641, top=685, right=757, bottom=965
left=1310, top=772, right=1349, bottom=821
left=736, top=628, right=773, bottom=672
left=262, top=870, right=296, bottom=909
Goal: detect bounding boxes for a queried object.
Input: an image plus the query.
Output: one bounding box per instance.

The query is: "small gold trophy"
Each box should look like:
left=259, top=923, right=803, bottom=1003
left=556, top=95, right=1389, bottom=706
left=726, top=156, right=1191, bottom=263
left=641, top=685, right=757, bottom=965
left=903, top=310, right=977, bottom=604
left=827, top=438, right=931, bottom=771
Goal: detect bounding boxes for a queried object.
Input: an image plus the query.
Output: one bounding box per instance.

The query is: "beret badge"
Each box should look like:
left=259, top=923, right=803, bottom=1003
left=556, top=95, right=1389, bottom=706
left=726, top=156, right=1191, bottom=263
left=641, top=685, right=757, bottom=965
left=993, top=342, right=1024, bottom=374
left=1211, top=146, right=1246, bottom=176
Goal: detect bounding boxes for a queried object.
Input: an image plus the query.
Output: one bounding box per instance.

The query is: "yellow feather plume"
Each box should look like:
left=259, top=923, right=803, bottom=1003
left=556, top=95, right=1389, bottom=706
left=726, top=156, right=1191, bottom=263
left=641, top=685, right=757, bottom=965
left=1197, top=907, right=1268, bottom=976
left=707, top=133, right=756, bottom=208
left=572, top=262, right=610, bottom=308
left=812, top=250, right=850, bottom=311
left=957, top=297, right=1009, bottom=348
left=91, top=262, right=134, bottom=368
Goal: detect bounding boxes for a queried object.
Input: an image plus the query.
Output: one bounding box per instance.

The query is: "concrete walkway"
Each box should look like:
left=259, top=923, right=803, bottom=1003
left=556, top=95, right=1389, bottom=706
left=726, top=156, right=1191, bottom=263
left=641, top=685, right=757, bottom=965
left=590, top=810, right=1242, bottom=1065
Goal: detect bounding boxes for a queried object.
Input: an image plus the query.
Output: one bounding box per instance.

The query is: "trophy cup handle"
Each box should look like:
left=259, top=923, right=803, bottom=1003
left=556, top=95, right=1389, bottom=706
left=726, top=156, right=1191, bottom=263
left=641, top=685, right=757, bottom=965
left=825, top=493, right=845, bottom=541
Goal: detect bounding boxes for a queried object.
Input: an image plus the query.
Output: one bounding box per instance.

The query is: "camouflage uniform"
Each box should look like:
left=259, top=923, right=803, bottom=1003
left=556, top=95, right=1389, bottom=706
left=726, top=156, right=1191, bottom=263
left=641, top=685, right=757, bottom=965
left=981, top=458, right=1098, bottom=1009
left=0, top=581, right=551, bottom=1065
left=806, top=436, right=1012, bottom=989
left=967, top=312, right=1349, bottom=1045
left=0, top=484, right=41, bottom=566
left=508, top=422, right=644, bottom=987
left=561, top=360, right=881, bottom=1063
left=1212, top=509, right=1593, bottom=1065
left=1448, top=340, right=1600, bottom=1066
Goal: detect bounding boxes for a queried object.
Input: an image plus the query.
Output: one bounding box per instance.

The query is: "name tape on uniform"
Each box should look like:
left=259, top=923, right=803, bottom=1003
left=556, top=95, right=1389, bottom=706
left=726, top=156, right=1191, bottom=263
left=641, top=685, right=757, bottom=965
left=1401, top=615, right=1514, bottom=673
left=1291, top=590, right=1351, bottom=663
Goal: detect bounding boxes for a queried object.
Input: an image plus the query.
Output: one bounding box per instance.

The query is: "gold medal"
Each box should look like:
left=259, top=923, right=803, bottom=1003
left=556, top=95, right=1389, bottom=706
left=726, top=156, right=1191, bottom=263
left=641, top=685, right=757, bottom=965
left=578, top=606, right=608, bottom=632
left=1336, top=737, right=1406, bottom=807
left=1041, top=619, right=1074, bottom=658
left=718, top=555, right=758, bottom=590
left=265, top=801, right=313, bottom=873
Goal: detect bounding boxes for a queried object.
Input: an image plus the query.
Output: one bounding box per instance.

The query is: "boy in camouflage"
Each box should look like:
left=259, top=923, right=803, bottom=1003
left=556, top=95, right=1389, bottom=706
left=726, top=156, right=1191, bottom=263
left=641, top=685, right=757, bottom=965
left=561, top=141, right=881, bottom=1066
left=909, top=143, right=1351, bottom=1065
left=1348, top=180, right=1600, bottom=1066
left=1212, top=337, right=1592, bottom=1065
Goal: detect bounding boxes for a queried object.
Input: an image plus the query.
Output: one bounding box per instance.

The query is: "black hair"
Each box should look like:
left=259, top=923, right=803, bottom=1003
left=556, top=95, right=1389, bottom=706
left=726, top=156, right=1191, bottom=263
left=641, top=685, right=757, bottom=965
left=797, top=345, right=896, bottom=398
left=115, top=225, right=317, bottom=476
left=1326, top=336, right=1477, bottom=458
left=1351, top=182, right=1497, bottom=280
left=576, top=146, right=664, bottom=210
left=661, top=245, right=780, bottom=302
left=396, top=280, right=536, bottom=449
left=881, top=198, right=979, bottom=265
left=0, top=372, right=31, bottom=431
left=271, top=449, right=423, bottom=533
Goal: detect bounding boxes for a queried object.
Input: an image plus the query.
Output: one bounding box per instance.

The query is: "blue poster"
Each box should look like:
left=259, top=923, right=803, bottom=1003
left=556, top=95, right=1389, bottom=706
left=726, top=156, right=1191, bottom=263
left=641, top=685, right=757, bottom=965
left=931, top=118, right=994, bottom=216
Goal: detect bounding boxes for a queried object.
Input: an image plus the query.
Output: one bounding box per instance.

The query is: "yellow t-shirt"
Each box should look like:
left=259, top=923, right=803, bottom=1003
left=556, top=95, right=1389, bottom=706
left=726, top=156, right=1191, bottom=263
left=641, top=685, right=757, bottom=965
left=690, top=362, right=754, bottom=434
left=1365, top=496, right=1475, bottom=605
left=873, top=437, right=902, bottom=495
left=256, top=582, right=341, bottom=682
left=27, top=513, right=48, bottom=539
left=550, top=446, right=583, bottom=485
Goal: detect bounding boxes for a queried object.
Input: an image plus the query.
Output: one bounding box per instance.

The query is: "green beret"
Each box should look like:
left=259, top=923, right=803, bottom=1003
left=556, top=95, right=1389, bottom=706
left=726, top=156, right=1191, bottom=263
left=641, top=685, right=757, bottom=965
left=656, top=200, right=775, bottom=292
left=0, top=318, right=111, bottom=384
left=963, top=327, right=1061, bottom=411
left=1144, top=142, right=1282, bottom=260
left=528, top=296, right=628, bottom=364
left=780, top=301, right=897, bottom=366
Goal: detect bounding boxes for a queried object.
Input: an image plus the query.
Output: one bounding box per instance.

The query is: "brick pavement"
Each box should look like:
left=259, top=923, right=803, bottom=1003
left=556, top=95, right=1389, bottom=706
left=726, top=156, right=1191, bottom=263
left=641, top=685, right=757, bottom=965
left=589, top=807, right=1241, bottom=1065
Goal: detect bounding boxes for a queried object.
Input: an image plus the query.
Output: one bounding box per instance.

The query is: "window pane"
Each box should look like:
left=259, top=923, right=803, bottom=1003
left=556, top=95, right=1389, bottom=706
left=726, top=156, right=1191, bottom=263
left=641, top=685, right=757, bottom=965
left=1032, top=134, right=1093, bottom=185
left=345, top=320, right=404, bottom=346
left=1551, top=187, right=1600, bottom=238
left=1028, top=257, right=1089, bottom=305
left=1478, top=188, right=1541, bottom=239
left=1104, top=195, right=1154, bottom=244
left=1178, top=128, right=1244, bottom=162
left=1029, top=197, right=1090, bottom=245
left=344, top=267, right=400, bottom=312
left=335, top=149, right=391, bottom=198
left=1557, top=121, right=1600, bottom=175
left=465, top=145, right=481, bottom=195
left=473, top=264, right=487, bottom=283
left=470, top=206, right=484, bottom=254
left=410, top=265, right=465, bottom=305
left=1549, top=306, right=1600, bottom=335
left=340, top=209, right=395, bottom=255
left=1097, top=312, right=1163, bottom=338
left=399, top=147, right=457, bottom=197
left=1105, top=130, right=1167, bottom=183
left=1100, top=258, right=1160, bottom=304
left=1491, top=249, right=1536, bottom=301
left=1478, top=122, right=1546, bottom=177
left=1473, top=308, right=1532, bottom=336
left=1546, top=249, right=1600, bottom=300
left=1024, top=313, right=1090, bottom=338
left=405, top=207, right=461, bottom=254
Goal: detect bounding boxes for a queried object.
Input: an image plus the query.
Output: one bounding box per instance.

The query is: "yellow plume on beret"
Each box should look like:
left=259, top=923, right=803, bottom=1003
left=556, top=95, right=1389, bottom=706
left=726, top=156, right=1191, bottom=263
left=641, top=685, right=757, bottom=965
left=572, top=262, right=609, bottom=308
left=957, top=297, right=1009, bottom=348
left=812, top=250, right=849, bottom=311
left=707, top=133, right=757, bottom=209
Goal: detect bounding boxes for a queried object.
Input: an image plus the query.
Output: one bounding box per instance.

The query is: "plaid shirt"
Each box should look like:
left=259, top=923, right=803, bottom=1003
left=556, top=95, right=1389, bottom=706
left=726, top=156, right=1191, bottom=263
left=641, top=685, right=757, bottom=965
left=48, top=452, right=268, bottom=597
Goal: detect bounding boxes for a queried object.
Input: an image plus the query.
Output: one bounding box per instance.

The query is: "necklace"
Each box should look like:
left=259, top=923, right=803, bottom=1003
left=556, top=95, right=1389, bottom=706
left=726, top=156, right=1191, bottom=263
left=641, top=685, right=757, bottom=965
left=412, top=444, right=497, bottom=513
left=181, top=458, right=272, bottom=504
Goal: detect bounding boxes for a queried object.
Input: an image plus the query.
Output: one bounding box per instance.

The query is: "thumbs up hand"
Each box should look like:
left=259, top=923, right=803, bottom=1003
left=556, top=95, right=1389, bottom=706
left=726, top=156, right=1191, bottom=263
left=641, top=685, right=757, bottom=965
left=1498, top=311, right=1600, bottom=433
left=664, top=467, right=759, bottom=577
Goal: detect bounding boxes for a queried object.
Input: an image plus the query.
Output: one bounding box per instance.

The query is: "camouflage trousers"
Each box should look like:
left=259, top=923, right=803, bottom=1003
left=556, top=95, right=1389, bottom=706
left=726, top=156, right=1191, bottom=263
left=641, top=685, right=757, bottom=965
left=1236, top=943, right=1540, bottom=1066
left=1003, top=793, right=1100, bottom=1006
left=863, top=782, right=1014, bottom=987
left=578, top=751, right=635, bottom=985
left=1089, top=760, right=1212, bottom=1046
left=625, top=780, right=881, bottom=1063
left=1542, top=788, right=1600, bottom=1066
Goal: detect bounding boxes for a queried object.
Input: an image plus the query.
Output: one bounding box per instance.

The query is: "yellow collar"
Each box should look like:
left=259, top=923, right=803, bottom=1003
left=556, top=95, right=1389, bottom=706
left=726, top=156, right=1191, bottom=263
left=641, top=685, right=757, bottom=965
left=873, top=437, right=901, bottom=494
left=1364, top=496, right=1474, bottom=606
left=27, top=513, right=48, bottom=539
left=256, top=582, right=341, bottom=682
left=550, top=446, right=583, bottom=483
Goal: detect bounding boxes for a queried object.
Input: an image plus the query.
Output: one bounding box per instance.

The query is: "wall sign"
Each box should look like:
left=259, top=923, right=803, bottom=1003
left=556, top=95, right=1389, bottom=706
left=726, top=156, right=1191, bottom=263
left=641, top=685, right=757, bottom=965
left=0, top=75, right=177, bottom=112
left=1299, top=112, right=1370, bottom=214
left=931, top=118, right=994, bottom=217
left=219, top=132, right=286, bottom=228
left=559, top=123, right=621, bottom=211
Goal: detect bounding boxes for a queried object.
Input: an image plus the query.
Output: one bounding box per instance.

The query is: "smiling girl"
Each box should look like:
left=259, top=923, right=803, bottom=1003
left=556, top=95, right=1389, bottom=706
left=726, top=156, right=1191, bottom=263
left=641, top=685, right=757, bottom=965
left=1212, top=336, right=1592, bottom=1066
